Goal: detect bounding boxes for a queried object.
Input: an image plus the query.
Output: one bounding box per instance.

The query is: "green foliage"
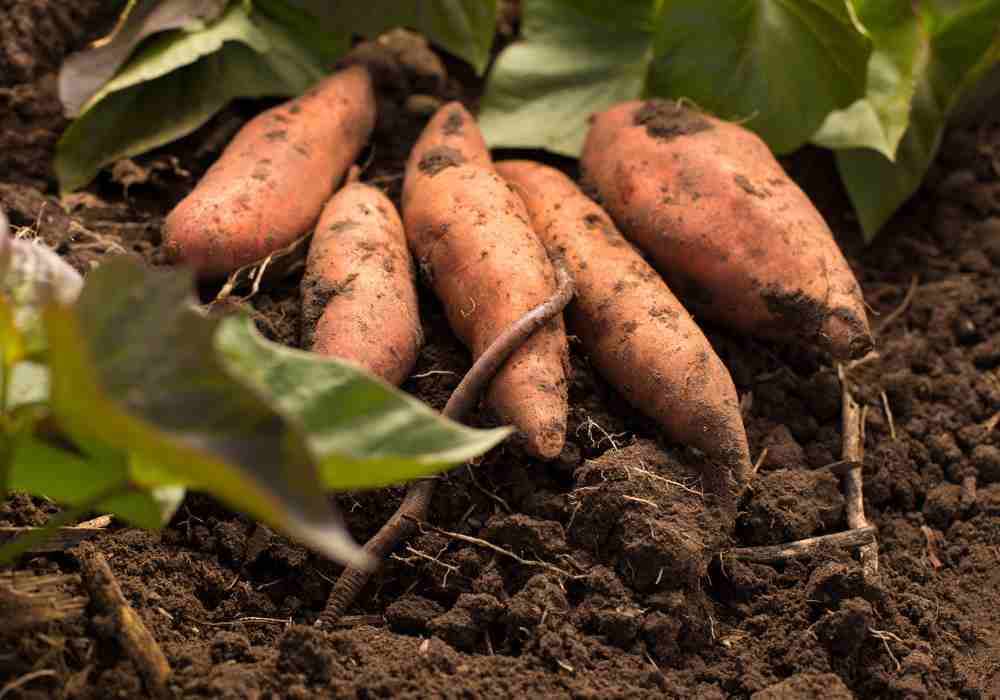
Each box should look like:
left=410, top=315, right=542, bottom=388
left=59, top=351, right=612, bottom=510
left=476, top=0, right=654, bottom=156
left=54, top=2, right=333, bottom=194
left=55, top=0, right=497, bottom=192
left=0, top=254, right=508, bottom=566
left=299, top=0, right=498, bottom=74
left=648, top=0, right=869, bottom=155
left=218, top=318, right=511, bottom=490
left=834, top=0, right=1000, bottom=237
left=480, top=0, right=1000, bottom=241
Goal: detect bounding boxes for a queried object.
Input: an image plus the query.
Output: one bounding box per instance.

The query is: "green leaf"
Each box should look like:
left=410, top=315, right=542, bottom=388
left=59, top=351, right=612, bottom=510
left=811, top=0, right=924, bottom=159
left=42, top=258, right=370, bottom=567
left=1, top=238, right=83, bottom=354
left=216, top=316, right=512, bottom=490
left=78, top=2, right=270, bottom=115
left=54, top=1, right=332, bottom=194
left=301, top=0, right=498, bottom=74
left=57, top=41, right=303, bottom=194
left=253, top=0, right=350, bottom=69
left=7, top=436, right=176, bottom=529
left=836, top=0, right=1000, bottom=240
left=481, top=0, right=870, bottom=156
left=648, top=0, right=870, bottom=155
left=58, top=0, right=229, bottom=116
left=479, top=0, right=656, bottom=156
left=0, top=297, right=23, bottom=369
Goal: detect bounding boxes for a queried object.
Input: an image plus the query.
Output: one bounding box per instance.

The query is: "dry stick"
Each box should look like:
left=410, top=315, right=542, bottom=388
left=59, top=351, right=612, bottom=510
left=0, top=670, right=58, bottom=700
left=880, top=390, right=897, bottom=440
left=77, top=543, right=172, bottom=699
left=76, top=514, right=113, bottom=529
left=839, top=365, right=879, bottom=580
left=724, top=525, right=877, bottom=563
left=315, top=262, right=575, bottom=628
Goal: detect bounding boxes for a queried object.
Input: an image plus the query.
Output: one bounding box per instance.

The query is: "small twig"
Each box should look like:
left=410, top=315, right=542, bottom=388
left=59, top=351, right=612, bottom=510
left=870, top=628, right=904, bottom=672
left=410, top=519, right=583, bottom=579
left=723, top=526, right=877, bottom=563
left=316, top=261, right=575, bottom=627
left=391, top=544, right=460, bottom=586
left=76, top=514, right=113, bottom=529
left=575, top=414, right=626, bottom=451
left=0, top=669, right=58, bottom=700
left=626, top=465, right=704, bottom=498
left=984, top=410, right=1000, bottom=433
left=838, top=365, right=879, bottom=580
left=876, top=274, right=918, bottom=333
left=189, top=616, right=292, bottom=627
left=622, top=495, right=659, bottom=509
left=880, top=391, right=896, bottom=440
left=77, top=543, right=171, bottom=699
left=844, top=350, right=881, bottom=371
left=752, top=448, right=769, bottom=475
left=410, top=369, right=457, bottom=379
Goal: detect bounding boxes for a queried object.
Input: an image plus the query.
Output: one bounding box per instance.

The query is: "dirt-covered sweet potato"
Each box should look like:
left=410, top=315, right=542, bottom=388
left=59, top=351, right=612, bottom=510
left=301, top=176, right=421, bottom=386
left=497, top=160, right=752, bottom=494
left=581, top=99, right=873, bottom=361
left=402, top=102, right=570, bottom=459
left=164, top=65, right=376, bottom=279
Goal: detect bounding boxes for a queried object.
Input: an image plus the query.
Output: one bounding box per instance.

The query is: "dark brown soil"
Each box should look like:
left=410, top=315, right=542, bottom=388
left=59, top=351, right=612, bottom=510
left=3, top=5, right=1000, bottom=699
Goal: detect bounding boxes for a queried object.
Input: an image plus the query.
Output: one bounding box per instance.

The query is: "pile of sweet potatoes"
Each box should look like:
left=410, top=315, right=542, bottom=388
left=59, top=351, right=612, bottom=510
left=164, top=66, right=873, bottom=504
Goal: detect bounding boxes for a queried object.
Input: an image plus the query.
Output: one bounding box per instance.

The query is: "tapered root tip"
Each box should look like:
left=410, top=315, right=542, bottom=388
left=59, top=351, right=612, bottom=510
left=820, top=308, right=875, bottom=361
left=525, top=423, right=567, bottom=461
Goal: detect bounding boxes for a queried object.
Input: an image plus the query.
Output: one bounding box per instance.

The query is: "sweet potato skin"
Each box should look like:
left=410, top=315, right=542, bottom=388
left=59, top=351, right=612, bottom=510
left=402, top=103, right=569, bottom=459
left=301, top=181, right=421, bottom=386
left=497, top=160, right=752, bottom=493
left=164, top=66, right=376, bottom=279
left=581, top=99, right=873, bottom=361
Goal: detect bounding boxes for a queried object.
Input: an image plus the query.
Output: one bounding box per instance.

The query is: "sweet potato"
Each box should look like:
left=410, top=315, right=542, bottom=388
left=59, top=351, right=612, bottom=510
left=164, top=65, right=376, bottom=279
left=581, top=99, right=873, bottom=361
left=497, top=160, right=752, bottom=493
left=301, top=174, right=421, bottom=386
left=402, top=102, right=569, bottom=459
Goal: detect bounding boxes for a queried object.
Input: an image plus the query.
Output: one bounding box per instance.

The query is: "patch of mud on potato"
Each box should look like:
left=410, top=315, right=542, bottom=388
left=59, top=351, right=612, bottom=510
left=633, top=99, right=712, bottom=140
left=418, top=145, right=467, bottom=176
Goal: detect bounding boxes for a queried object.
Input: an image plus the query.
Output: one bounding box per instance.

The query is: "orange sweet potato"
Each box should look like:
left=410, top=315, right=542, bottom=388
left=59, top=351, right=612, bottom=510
left=581, top=99, right=873, bottom=361
left=301, top=176, right=421, bottom=386
left=402, top=102, right=570, bottom=459
left=164, top=66, right=376, bottom=279
left=497, top=160, right=752, bottom=493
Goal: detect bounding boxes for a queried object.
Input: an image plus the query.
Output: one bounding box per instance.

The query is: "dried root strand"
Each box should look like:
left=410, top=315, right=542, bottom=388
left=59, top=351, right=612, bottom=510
left=724, top=526, right=877, bottom=564
left=839, top=364, right=880, bottom=580
left=315, top=261, right=575, bottom=628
